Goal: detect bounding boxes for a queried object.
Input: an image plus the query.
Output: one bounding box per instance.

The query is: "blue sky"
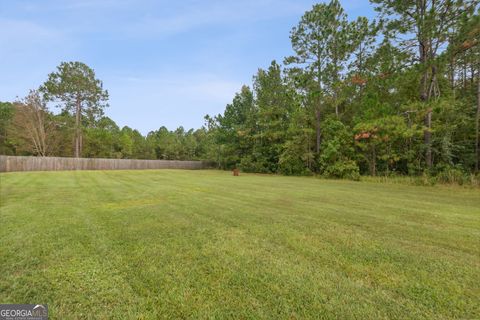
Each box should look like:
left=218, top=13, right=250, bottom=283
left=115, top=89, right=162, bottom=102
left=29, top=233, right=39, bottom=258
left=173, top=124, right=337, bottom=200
left=0, top=0, right=375, bottom=134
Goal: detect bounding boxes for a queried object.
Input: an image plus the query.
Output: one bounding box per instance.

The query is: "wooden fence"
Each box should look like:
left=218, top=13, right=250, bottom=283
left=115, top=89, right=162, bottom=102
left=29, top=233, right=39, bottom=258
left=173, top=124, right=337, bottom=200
left=0, top=155, right=209, bottom=172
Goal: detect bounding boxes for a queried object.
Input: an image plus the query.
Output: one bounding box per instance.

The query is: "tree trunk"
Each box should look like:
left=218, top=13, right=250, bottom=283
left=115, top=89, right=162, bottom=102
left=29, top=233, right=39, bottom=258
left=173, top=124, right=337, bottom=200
left=316, top=47, right=323, bottom=154
left=315, top=108, right=321, bottom=154
left=333, top=54, right=339, bottom=118
left=476, top=71, right=480, bottom=172
left=371, top=144, right=376, bottom=176
left=449, top=54, right=455, bottom=93
left=419, top=38, right=433, bottom=169
left=421, top=82, right=433, bottom=168
left=79, top=132, right=83, bottom=158
left=75, top=97, right=81, bottom=158
left=424, top=109, right=432, bottom=168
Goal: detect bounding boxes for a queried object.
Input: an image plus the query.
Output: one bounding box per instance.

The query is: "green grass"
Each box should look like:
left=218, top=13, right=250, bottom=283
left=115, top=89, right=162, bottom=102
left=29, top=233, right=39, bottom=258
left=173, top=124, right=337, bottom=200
left=0, top=170, right=479, bottom=319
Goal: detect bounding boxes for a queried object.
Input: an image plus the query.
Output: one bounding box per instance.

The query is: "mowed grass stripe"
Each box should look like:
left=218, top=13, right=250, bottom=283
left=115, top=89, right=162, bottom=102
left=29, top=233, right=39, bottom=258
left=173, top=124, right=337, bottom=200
left=0, top=170, right=479, bottom=319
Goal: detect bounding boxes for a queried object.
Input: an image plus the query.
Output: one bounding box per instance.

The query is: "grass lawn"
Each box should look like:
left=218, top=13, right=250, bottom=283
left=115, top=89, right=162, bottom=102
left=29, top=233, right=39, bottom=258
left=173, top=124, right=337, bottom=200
left=0, top=170, right=479, bottom=319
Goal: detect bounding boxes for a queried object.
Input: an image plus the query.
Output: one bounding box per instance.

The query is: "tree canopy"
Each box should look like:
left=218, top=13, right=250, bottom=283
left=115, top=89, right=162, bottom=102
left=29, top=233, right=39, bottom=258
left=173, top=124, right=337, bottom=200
left=1, top=0, right=479, bottom=183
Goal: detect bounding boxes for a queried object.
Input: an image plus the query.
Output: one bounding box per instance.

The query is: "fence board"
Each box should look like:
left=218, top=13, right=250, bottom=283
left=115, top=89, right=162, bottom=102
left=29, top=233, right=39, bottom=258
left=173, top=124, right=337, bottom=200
left=0, top=156, right=208, bottom=172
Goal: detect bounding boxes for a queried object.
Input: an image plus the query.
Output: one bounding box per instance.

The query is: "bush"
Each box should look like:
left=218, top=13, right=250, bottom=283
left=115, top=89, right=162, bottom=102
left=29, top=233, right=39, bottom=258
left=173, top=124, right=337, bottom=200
left=239, top=156, right=273, bottom=173
left=435, top=165, right=467, bottom=185
left=278, top=155, right=312, bottom=176
left=322, top=160, right=360, bottom=181
left=239, top=156, right=257, bottom=173
left=468, top=173, right=480, bottom=187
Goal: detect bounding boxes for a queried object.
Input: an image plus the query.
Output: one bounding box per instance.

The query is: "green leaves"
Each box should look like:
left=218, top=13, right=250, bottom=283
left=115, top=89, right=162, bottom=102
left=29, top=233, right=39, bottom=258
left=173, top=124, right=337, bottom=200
left=40, top=61, right=110, bottom=157
left=40, top=61, right=109, bottom=121
left=3, top=2, right=478, bottom=177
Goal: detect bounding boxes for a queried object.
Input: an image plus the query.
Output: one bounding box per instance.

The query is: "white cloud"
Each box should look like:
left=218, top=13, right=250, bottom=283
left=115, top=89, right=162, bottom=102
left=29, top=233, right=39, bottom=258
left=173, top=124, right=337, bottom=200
left=0, top=0, right=335, bottom=132
left=115, top=73, right=241, bottom=100
left=0, top=19, right=65, bottom=50
left=0, top=18, right=75, bottom=100
left=123, top=0, right=307, bottom=38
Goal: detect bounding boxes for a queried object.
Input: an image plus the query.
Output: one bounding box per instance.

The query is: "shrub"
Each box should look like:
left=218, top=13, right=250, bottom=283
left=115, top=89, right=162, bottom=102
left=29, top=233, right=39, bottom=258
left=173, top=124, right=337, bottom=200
left=239, top=156, right=257, bottom=173
left=278, top=155, right=312, bottom=176
left=468, top=173, right=480, bottom=187
left=322, top=160, right=360, bottom=181
left=435, top=165, right=467, bottom=185
left=239, top=156, right=273, bottom=173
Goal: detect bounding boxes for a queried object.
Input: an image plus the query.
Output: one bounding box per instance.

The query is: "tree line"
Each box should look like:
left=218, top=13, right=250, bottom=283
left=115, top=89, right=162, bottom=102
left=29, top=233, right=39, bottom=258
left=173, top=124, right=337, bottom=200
left=207, top=0, right=480, bottom=180
left=0, top=62, right=212, bottom=161
left=0, top=95, right=211, bottom=161
left=1, top=0, right=479, bottom=181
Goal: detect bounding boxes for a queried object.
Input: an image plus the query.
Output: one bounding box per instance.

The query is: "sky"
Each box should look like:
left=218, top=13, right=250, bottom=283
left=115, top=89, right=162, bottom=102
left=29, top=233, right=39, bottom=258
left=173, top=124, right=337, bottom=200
left=0, top=0, right=375, bottom=135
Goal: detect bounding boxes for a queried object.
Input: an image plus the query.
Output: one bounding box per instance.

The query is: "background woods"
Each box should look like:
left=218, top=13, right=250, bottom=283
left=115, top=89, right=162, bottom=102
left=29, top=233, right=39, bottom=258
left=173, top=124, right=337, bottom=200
left=1, top=0, right=479, bottom=182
